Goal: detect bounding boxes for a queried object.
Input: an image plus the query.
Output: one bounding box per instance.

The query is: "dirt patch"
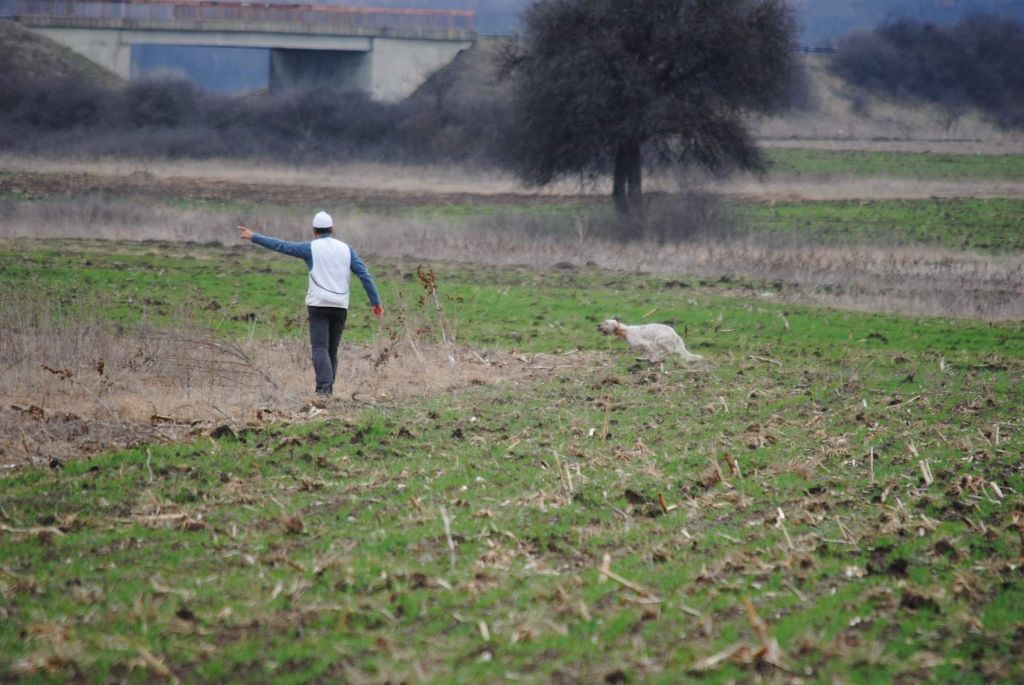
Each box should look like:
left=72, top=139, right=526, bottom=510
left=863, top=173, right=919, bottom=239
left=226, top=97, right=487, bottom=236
left=3, top=160, right=1023, bottom=206
left=0, top=165, right=585, bottom=209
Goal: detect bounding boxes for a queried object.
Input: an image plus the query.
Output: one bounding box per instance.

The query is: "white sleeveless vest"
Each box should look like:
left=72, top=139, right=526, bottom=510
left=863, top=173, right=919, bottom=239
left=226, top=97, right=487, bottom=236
left=306, top=238, right=352, bottom=308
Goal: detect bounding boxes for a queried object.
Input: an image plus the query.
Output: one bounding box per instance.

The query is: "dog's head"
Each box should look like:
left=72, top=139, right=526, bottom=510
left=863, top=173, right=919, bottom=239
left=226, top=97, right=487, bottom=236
left=597, top=318, right=622, bottom=336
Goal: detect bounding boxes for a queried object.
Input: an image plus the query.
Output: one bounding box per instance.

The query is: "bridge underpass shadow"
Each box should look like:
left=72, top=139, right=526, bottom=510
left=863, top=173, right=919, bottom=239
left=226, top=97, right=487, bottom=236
left=270, top=48, right=369, bottom=93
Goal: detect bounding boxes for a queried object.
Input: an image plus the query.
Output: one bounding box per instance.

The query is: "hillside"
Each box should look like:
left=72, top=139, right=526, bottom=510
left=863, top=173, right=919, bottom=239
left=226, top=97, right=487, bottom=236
left=416, top=39, right=1022, bottom=150
left=0, top=19, right=121, bottom=85
left=756, top=54, right=1022, bottom=147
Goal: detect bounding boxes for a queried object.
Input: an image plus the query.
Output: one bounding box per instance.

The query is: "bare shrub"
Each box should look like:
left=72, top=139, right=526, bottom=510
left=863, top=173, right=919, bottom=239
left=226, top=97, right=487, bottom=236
left=0, top=75, right=501, bottom=164
left=0, top=76, right=107, bottom=131
left=396, top=93, right=510, bottom=164
left=642, top=192, right=740, bottom=244
left=0, top=286, right=286, bottom=414
left=119, top=79, right=206, bottom=128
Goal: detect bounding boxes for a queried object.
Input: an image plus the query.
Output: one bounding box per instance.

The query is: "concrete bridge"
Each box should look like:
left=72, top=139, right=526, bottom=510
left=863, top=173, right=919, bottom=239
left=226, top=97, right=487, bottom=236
left=0, top=0, right=476, bottom=100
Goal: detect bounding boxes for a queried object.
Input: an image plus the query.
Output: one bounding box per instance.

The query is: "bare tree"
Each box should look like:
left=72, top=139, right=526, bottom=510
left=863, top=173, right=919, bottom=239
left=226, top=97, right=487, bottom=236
left=498, top=0, right=798, bottom=236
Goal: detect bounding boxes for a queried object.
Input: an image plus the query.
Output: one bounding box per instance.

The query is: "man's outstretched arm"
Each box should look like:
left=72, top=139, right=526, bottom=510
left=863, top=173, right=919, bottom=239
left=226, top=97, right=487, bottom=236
left=351, top=249, right=383, bottom=318
left=238, top=225, right=312, bottom=267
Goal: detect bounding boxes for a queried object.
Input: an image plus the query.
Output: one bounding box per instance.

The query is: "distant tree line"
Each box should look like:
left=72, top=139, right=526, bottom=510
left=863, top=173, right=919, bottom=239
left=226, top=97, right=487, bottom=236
left=4, top=13, right=1020, bottom=167
left=828, top=14, right=1024, bottom=129
left=0, top=76, right=507, bottom=164
left=244, top=0, right=1024, bottom=43
left=794, top=0, right=1024, bottom=46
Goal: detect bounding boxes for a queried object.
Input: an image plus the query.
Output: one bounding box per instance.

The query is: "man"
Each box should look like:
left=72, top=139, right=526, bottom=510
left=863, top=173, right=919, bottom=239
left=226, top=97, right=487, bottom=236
left=238, top=211, right=383, bottom=397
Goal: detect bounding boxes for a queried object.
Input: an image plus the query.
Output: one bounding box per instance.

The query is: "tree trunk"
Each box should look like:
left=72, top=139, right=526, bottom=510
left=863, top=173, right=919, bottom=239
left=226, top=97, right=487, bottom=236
left=612, top=139, right=644, bottom=238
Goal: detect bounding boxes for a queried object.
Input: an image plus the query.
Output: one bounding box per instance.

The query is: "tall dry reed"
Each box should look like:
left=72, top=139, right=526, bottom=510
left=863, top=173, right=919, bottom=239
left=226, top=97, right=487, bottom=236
left=2, top=192, right=1022, bottom=321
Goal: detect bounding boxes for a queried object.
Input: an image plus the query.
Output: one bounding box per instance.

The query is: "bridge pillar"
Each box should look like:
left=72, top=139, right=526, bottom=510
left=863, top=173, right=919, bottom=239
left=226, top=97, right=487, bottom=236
left=368, top=37, right=472, bottom=102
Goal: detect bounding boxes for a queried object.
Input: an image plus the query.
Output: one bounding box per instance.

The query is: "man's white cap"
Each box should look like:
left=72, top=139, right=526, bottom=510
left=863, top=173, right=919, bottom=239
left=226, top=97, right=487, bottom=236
left=312, top=211, right=333, bottom=229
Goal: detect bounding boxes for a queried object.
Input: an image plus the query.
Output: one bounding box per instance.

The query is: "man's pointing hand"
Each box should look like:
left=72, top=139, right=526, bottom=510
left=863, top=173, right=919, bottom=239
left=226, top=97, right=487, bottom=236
left=237, top=225, right=254, bottom=241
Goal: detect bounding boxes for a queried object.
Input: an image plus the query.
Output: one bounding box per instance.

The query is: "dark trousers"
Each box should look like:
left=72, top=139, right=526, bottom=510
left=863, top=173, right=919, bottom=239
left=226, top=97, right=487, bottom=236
left=308, top=306, right=348, bottom=396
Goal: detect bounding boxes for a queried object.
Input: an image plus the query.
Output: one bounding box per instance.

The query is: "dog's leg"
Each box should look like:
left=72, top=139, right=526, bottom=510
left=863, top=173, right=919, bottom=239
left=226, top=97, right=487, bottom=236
left=650, top=342, right=670, bottom=364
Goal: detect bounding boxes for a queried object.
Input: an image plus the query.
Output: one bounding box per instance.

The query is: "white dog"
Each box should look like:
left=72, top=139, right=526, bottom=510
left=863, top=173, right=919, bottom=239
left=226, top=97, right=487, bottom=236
left=598, top=317, right=703, bottom=363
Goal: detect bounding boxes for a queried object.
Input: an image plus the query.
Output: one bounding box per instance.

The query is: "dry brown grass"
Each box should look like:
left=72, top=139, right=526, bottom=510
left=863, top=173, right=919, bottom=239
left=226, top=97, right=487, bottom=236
left=4, top=154, right=1023, bottom=202
left=1, top=189, right=1022, bottom=322
left=1, top=149, right=1022, bottom=324
left=0, top=155, right=553, bottom=198
left=0, top=291, right=604, bottom=469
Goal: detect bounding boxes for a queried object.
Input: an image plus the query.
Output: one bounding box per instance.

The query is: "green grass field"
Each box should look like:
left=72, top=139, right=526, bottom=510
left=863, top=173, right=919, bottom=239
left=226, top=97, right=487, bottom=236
left=401, top=196, right=1024, bottom=254
left=766, top=149, right=1024, bottom=182
left=2, top=239, right=1023, bottom=683
left=740, top=198, right=1024, bottom=253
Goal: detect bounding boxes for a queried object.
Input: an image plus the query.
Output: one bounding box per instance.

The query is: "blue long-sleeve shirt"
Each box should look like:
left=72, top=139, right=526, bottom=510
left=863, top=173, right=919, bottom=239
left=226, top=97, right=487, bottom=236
left=251, top=233, right=381, bottom=307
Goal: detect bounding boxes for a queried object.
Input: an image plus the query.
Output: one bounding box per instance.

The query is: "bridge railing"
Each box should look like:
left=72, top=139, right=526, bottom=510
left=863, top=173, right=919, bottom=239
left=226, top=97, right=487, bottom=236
left=1, top=0, right=476, bottom=33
